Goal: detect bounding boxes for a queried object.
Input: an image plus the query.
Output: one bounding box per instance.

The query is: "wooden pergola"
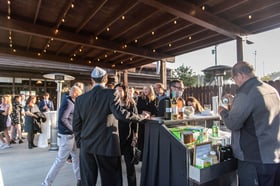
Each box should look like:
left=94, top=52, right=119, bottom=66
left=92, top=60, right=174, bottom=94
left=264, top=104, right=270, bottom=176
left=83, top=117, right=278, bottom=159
left=0, top=0, right=279, bottom=85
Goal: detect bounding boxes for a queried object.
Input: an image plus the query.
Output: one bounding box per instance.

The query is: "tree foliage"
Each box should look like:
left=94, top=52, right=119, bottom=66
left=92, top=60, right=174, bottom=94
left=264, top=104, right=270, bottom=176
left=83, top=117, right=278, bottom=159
left=172, top=65, right=197, bottom=87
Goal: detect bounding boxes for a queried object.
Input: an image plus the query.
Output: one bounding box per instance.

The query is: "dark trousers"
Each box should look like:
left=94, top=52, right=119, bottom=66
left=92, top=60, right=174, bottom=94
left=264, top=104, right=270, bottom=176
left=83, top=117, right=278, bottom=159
left=137, top=124, right=145, bottom=161
left=238, top=160, right=280, bottom=186
left=27, top=132, right=34, bottom=148
left=123, top=149, right=136, bottom=186
left=80, top=145, right=122, bottom=186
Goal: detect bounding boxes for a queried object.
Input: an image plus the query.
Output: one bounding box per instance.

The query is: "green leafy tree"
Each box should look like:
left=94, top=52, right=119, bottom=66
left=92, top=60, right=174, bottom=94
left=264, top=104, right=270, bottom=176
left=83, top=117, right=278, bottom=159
left=172, top=65, right=196, bottom=87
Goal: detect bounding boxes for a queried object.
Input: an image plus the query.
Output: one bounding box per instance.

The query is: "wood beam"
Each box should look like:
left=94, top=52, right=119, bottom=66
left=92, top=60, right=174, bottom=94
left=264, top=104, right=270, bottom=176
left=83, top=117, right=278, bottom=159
left=0, top=16, right=170, bottom=60
left=33, top=0, right=42, bottom=24
left=139, top=0, right=248, bottom=38
left=76, top=0, right=108, bottom=33
left=110, top=10, right=160, bottom=40
left=96, top=0, right=139, bottom=35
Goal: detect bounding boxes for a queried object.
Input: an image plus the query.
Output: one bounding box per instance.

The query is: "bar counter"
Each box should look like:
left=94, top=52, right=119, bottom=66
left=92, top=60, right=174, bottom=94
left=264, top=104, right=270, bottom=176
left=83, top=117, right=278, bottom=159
left=140, top=116, right=237, bottom=186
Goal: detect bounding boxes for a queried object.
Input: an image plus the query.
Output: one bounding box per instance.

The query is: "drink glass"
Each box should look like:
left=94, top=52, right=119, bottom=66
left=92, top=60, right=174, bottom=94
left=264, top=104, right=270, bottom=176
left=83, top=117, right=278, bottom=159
left=184, top=106, right=194, bottom=118
left=204, top=104, right=211, bottom=111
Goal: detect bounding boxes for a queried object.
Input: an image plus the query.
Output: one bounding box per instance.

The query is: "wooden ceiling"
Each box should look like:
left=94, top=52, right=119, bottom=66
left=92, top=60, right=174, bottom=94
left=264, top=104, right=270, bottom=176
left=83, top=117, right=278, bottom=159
left=0, top=0, right=280, bottom=71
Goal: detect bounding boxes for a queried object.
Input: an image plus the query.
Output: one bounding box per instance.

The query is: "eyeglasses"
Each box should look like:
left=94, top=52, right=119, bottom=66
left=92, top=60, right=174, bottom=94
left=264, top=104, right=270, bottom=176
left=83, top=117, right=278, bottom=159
left=172, top=85, right=183, bottom=90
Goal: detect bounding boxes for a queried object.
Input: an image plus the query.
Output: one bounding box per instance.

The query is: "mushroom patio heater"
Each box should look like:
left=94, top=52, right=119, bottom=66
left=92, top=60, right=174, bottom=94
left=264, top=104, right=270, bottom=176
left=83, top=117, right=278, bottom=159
left=43, top=73, right=75, bottom=151
left=202, top=65, right=232, bottom=104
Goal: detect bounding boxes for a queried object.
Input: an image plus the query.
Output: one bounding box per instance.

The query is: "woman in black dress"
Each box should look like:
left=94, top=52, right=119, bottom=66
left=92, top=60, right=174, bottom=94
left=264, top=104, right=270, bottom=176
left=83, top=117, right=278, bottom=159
left=10, top=95, right=24, bottom=144
left=115, top=83, right=138, bottom=186
left=136, top=85, right=157, bottom=159
left=24, top=95, right=40, bottom=149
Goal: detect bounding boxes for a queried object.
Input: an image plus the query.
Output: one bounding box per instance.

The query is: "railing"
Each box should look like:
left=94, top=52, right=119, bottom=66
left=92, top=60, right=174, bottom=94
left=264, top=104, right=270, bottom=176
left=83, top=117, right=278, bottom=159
left=184, top=80, right=280, bottom=106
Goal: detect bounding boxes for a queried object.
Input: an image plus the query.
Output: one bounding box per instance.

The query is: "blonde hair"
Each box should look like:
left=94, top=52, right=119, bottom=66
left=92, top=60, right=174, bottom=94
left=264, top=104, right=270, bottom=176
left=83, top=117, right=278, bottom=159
left=70, top=85, right=82, bottom=97
left=2, top=95, right=12, bottom=114
left=141, top=85, right=156, bottom=102
left=186, top=96, right=204, bottom=113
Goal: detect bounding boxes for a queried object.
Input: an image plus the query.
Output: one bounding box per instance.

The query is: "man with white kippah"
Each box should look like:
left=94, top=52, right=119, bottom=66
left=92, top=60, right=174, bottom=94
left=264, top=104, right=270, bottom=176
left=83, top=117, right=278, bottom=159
left=73, top=66, right=149, bottom=186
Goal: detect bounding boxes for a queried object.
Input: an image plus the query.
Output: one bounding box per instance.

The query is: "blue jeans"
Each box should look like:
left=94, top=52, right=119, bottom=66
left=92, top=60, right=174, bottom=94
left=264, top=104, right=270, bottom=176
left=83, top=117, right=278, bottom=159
left=42, top=134, right=80, bottom=185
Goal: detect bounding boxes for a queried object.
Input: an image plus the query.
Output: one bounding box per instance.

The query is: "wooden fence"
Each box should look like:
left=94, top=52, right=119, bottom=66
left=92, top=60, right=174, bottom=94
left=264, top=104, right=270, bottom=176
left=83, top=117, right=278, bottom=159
left=184, top=80, right=280, bottom=106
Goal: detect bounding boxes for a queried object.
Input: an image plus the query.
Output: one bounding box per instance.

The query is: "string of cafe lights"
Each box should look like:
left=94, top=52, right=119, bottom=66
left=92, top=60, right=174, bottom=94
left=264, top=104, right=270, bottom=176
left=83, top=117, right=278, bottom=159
left=38, top=0, right=75, bottom=57
left=7, top=0, right=16, bottom=53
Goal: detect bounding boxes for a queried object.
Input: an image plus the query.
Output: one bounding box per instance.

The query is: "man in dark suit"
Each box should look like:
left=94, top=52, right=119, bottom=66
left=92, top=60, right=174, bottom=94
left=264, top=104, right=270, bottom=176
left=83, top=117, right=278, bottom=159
left=38, top=92, right=54, bottom=112
left=73, top=67, right=147, bottom=186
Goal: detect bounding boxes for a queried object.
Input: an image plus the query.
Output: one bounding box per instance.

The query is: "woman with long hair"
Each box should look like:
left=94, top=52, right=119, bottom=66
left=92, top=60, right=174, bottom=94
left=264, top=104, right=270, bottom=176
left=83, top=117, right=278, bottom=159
left=10, top=95, right=24, bottom=144
left=186, top=96, right=204, bottom=113
left=24, top=95, right=40, bottom=149
left=0, top=95, right=12, bottom=149
left=136, top=85, right=157, bottom=160
left=115, top=83, right=138, bottom=186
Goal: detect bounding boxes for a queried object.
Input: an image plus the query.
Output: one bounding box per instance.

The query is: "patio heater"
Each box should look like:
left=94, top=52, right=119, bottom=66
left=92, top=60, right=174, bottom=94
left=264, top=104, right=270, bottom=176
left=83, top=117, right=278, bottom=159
left=202, top=65, right=232, bottom=113
left=43, top=73, right=75, bottom=151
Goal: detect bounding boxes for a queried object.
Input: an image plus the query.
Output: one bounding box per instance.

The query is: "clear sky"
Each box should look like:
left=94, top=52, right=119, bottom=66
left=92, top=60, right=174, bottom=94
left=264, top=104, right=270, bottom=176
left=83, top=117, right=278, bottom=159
left=168, top=27, right=280, bottom=77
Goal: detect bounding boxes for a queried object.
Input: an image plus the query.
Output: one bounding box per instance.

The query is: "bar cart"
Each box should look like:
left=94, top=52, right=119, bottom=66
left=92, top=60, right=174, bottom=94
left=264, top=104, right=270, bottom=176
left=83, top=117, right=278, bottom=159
left=140, top=116, right=237, bottom=186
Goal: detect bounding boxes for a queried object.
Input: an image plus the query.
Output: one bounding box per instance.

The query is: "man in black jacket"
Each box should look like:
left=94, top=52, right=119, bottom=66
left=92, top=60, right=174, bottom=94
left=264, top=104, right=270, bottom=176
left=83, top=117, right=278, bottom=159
left=73, top=67, right=147, bottom=186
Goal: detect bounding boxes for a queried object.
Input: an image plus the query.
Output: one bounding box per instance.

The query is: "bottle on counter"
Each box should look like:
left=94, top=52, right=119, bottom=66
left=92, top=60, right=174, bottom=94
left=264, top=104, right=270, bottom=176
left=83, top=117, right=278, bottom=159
left=177, top=91, right=185, bottom=119
left=209, top=150, right=218, bottom=165
left=218, top=138, right=233, bottom=162
left=202, top=154, right=212, bottom=168
left=164, top=90, right=171, bottom=120
left=171, top=91, right=178, bottom=120
left=212, top=121, right=219, bottom=137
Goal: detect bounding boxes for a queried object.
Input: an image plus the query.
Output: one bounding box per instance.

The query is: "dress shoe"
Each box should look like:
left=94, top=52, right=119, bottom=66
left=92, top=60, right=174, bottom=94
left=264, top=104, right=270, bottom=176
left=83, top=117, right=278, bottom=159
left=77, top=180, right=81, bottom=186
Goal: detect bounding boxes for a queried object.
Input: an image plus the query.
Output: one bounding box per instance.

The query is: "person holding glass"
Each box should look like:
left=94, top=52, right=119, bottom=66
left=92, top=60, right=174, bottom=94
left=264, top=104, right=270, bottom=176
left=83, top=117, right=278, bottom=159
left=218, top=61, right=280, bottom=186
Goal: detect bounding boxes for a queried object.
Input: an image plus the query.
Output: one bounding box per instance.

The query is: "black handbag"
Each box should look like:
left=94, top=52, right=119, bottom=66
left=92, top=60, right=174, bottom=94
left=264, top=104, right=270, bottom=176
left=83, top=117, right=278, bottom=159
left=33, top=119, right=42, bottom=134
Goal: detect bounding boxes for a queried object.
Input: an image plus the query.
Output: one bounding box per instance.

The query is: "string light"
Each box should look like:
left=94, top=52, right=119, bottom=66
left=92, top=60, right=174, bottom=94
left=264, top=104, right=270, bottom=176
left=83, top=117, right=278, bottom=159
left=201, top=5, right=205, bottom=11
left=41, top=1, right=75, bottom=54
